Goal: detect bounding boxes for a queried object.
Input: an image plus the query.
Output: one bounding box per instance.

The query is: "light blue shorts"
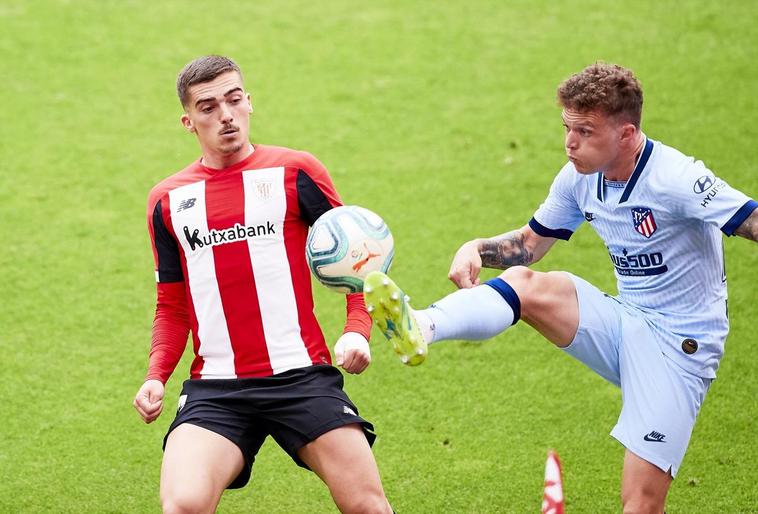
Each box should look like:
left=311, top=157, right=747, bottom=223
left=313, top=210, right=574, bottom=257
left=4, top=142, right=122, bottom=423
left=562, top=273, right=711, bottom=477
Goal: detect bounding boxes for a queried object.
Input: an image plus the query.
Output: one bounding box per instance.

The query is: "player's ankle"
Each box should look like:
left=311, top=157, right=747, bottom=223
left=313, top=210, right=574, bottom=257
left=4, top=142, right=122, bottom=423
left=413, top=308, right=435, bottom=344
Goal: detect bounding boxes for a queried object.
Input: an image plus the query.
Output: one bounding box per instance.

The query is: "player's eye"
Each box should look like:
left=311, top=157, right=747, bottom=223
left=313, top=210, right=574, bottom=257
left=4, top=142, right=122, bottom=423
left=201, top=105, right=214, bottom=113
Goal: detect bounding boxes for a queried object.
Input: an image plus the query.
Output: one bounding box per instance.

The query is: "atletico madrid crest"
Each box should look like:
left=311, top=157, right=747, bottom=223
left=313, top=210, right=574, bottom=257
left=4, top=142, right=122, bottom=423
left=631, top=207, right=657, bottom=238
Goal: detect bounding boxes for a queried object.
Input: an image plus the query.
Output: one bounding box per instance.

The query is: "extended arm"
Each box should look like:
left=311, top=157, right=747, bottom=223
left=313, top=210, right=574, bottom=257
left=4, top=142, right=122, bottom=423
left=448, top=224, right=558, bottom=288
left=133, top=282, right=190, bottom=424
left=136, top=194, right=189, bottom=424
left=734, top=207, right=758, bottom=243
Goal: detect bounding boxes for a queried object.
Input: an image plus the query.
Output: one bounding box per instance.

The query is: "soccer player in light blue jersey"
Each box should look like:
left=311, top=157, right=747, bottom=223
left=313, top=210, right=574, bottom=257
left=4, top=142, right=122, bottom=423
left=365, top=63, right=758, bottom=513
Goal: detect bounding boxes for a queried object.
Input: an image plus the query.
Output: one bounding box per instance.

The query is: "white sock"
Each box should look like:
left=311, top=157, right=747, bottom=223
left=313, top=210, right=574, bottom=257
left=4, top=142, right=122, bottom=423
left=418, top=279, right=521, bottom=343
left=413, top=308, right=436, bottom=343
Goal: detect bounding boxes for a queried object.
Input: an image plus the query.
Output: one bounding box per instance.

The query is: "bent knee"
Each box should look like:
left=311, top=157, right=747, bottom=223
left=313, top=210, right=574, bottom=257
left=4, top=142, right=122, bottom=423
left=498, top=268, right=569, bottom=311
left=339, top=491, right=391, bottom=514
left=499, top=266, right=557, bottom=294
left=162, top=490, right=218, bottom=514
left=499, top=265, right=534, bottom=283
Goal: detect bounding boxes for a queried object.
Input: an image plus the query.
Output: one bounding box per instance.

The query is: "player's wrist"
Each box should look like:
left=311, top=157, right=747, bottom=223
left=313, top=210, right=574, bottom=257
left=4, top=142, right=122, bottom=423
left=144, top=375, right=167, bottom=386
left=342, top=327, right=371, bottom=342
left=335, top=332, right=370, bottom=352
left=338, top=331, right=369, bottom=344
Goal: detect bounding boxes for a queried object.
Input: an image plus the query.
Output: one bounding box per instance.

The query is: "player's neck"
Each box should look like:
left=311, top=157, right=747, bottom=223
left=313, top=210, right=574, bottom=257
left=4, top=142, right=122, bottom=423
left=201, top=143, right=255, bottom=170
left=603, top=133, right=645, bottom=181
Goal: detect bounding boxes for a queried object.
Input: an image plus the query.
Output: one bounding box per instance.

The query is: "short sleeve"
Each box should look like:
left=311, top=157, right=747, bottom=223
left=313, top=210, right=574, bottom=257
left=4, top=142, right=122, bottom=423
left=530, top=164, right=585, bottom=240
left=673, top=159, right=756, bottom=236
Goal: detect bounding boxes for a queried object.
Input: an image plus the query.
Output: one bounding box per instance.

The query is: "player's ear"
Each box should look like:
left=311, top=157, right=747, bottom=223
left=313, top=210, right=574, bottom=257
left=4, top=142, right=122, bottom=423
left=620, top=122, right=637, bottom=143
left=247, top=93, right=253, bottom=114
left=181, top=113, right=196, bottom=133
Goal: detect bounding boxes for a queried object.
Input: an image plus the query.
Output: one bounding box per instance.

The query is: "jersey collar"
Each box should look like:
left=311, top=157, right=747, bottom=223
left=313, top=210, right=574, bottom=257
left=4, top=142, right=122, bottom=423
left=595, top=137, right=654, bottom=203
left=198, top=143, right=257, bottom=174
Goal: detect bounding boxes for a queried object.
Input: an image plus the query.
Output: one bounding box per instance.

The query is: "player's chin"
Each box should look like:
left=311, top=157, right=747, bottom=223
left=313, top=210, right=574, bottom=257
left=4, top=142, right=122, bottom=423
left=218, top=140, right=244, bottom=155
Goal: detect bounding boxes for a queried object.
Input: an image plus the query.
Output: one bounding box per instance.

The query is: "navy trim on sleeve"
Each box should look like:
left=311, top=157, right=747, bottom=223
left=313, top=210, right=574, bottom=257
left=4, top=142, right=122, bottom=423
left=619, top=138, right=654, bottom=204
left=297, top=169, right=334, bottom=226
left=528, top=217, right=573, bottom=241
left=721, top=199, right=758, bottom=236
left=153, top=200, right=184, bottom=282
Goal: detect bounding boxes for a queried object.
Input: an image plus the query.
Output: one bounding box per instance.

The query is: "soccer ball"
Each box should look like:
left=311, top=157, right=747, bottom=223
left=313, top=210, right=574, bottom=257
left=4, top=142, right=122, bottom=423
left=306, top=205, right=394, bottom=293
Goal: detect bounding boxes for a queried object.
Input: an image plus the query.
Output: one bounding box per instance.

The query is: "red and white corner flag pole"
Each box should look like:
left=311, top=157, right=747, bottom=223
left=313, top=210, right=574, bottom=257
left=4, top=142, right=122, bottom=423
left=541, top=450, right=565, bottom=514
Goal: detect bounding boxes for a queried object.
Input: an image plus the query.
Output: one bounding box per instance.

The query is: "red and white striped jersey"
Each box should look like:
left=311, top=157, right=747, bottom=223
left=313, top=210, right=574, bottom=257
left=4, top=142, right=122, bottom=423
left=145, top=145, right=369, bottom=382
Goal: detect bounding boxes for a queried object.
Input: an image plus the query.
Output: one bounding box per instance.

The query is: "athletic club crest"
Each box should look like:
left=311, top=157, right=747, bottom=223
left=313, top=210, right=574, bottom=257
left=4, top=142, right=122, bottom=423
left=254, top=180, right=273, bottom=201
left=631, top=207, right=657, bottom=238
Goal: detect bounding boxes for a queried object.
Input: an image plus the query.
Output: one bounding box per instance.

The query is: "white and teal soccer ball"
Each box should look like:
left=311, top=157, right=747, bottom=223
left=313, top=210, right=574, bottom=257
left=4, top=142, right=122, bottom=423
left=306, top=205, right=394, bottom=293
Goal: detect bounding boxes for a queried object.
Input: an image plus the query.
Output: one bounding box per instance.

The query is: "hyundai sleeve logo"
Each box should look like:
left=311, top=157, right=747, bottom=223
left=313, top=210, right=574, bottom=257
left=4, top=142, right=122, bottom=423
left=693, top=175, right=714, bottom=194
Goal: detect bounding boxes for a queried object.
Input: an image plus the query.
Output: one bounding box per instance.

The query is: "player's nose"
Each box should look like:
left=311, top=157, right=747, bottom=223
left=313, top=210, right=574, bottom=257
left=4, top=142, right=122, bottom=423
left=565, top=132, right=579, bottom=150
left=218, top=102, right=234, bottom=123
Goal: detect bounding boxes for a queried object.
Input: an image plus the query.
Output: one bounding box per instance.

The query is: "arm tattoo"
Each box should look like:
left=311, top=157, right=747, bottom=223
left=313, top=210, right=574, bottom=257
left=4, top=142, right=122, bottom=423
left=734, top=208, right=758, bottom=243
left=479, top=230, right=534, bottom=269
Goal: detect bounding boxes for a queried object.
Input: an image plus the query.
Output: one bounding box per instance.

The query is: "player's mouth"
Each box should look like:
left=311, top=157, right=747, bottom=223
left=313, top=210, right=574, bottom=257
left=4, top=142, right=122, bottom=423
left=219, top=125, right=239, bottom=137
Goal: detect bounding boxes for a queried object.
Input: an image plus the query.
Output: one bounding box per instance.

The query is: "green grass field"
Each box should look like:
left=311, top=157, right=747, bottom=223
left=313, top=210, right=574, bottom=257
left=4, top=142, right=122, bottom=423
left=2, top=0, right=757, bottom=512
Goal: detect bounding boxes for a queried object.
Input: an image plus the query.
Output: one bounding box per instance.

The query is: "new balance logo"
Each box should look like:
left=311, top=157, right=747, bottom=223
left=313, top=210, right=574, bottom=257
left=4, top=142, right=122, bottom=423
left=584, top=212, right=596, bottom=222
left=343, top=405, right=356, bottom=416
left=643, top=430, right=666, bottom=442
left=176, top=198, right=196, bottom=212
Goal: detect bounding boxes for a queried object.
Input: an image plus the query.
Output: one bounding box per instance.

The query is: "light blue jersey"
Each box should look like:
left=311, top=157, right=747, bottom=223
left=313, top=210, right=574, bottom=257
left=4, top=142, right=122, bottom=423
left=531, top=137, right=757, bottom=378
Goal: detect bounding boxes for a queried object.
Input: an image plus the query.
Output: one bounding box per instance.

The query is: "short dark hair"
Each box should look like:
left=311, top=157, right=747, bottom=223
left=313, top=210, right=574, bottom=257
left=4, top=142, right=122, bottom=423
left=176, top=55, right=242, bottom=108
left=557, top=63, right=643, bottom=127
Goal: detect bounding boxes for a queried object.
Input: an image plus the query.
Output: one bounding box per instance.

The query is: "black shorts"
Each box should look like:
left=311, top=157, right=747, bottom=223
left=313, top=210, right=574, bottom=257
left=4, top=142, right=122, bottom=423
left=163, top=365, right=376, bottom=489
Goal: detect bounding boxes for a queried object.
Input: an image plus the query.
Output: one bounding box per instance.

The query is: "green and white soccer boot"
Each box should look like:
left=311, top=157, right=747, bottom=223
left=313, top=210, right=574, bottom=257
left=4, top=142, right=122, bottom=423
left=363, top=271, right=428, bottom=366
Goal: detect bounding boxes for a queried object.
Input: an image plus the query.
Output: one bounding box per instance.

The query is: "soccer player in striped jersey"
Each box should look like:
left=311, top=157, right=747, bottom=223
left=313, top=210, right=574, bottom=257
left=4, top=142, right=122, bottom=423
left=365, top=63, right=758, bottom=513
left=132, top=55, right=393, bottom=514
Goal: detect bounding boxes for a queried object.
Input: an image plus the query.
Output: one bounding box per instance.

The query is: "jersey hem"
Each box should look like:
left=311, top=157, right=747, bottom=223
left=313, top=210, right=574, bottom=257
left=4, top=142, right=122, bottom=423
left=610, top=427, right=679, bottom=478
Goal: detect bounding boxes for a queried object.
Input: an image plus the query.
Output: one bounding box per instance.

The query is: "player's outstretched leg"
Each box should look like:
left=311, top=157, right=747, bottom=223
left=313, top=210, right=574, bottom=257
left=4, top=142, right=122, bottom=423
left=363, top=271, right=428, bottom=366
